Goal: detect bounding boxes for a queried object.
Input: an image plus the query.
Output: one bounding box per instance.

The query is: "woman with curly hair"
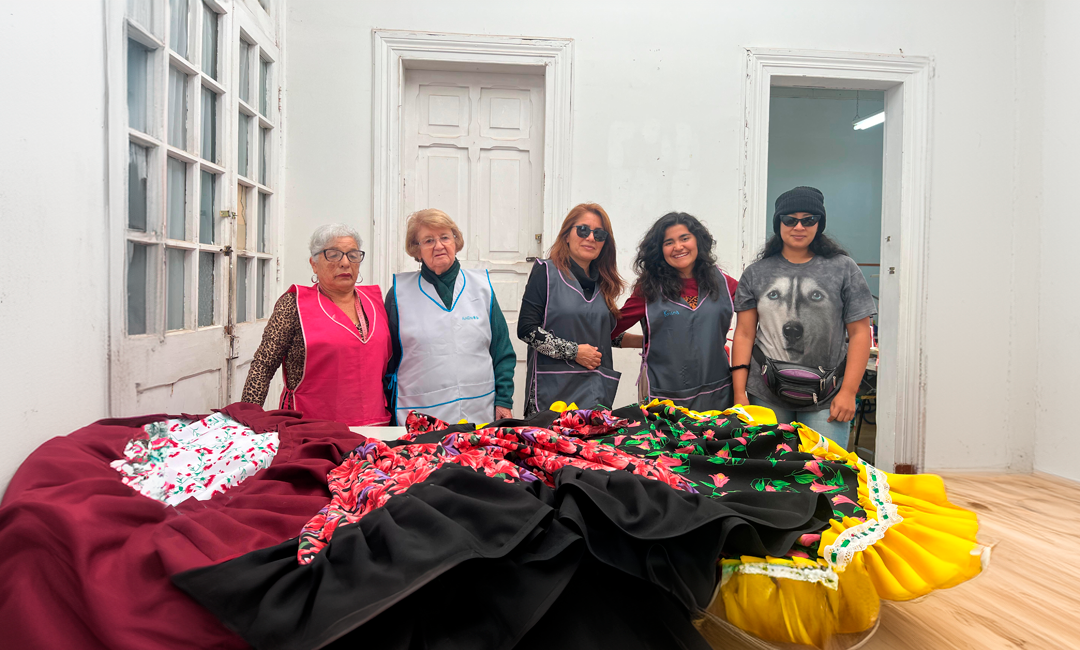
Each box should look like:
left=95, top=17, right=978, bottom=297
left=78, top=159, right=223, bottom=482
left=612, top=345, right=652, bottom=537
left=613, top=211, right=739, bottom=412
left=518, top=203, right=626, bottom=415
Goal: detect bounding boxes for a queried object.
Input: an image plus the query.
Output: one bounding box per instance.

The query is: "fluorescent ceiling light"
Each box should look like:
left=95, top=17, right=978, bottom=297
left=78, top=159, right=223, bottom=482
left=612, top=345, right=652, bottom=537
left=853, top=111, right=885, bottom=130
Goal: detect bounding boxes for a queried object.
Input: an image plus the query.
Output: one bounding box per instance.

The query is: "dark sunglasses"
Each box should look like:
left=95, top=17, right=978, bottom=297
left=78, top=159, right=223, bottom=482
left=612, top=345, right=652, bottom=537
left=779, top=214, right=821, bottom=228
left=574, top=224, right=609, bottom=242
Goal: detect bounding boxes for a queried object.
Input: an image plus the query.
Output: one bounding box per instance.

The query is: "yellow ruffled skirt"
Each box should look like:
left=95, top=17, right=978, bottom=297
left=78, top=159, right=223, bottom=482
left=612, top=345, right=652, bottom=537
left=650, top=401, right=988, bottom=648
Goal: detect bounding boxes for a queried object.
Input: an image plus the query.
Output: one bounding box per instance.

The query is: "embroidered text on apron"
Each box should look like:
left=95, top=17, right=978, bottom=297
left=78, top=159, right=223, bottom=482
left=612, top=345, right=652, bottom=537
left=526, top=259, right=621, bottom=411
left=281, top=284, right=392, bottom=426
left=392, top=269, right=496, bottom=423
left=642, top=267, right=734, bottom=412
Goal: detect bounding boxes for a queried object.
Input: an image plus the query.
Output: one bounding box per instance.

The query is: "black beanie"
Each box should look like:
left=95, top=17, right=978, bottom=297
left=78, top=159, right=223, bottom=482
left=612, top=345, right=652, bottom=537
left=773, top=186, right=826, bottom=234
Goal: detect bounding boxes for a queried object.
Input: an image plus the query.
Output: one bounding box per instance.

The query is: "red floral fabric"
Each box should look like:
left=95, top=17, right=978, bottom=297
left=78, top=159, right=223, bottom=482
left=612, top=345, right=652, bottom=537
left=296, top=408, right=694, bottom=563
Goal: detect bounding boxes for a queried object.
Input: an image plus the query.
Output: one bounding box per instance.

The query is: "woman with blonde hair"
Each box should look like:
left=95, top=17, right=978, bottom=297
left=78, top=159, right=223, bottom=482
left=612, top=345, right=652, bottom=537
left=385, top=209, right=516, bottom=424
left=518, top=203, right=626, bottom=415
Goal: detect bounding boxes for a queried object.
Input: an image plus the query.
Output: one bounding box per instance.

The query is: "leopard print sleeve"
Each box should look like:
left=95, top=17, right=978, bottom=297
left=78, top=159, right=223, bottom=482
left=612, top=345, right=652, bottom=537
left=241, top=292, right=301, bottom=404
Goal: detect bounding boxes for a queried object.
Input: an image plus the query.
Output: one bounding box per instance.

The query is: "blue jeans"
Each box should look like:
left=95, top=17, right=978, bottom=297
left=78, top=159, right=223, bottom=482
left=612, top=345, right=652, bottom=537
left=748, top=396, right=851, bottom=450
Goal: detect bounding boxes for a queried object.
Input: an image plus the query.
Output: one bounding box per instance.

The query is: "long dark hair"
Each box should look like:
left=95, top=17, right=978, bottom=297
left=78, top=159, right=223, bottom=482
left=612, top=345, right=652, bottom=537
left=757, top=230, right=848, bottom=261
left=633, top=212, right=722, bottom=303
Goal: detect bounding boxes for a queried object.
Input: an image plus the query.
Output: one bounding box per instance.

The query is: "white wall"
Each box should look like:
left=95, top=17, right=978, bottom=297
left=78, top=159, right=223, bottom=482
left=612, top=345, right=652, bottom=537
left=767, top=92, right=884, bottom=297
left=285, top=0, right=1043, bottom=473
left=1035, top=0, right=1079, bottom=481
left=0, top=3, right=110, bottom=495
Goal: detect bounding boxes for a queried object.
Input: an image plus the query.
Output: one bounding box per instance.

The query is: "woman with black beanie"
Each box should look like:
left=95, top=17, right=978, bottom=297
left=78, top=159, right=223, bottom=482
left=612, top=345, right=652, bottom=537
left=729, top=186, right=875, bottom=449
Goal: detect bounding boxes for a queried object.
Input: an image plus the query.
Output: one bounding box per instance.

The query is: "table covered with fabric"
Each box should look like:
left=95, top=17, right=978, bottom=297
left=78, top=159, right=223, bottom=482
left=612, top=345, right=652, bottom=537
left=0, top=400, right=986, bottom=649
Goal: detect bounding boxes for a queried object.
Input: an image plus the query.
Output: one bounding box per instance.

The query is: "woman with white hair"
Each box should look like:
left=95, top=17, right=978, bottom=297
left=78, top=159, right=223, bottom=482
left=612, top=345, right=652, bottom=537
left=241, top=223, right=392, bottom=425
left=385, top=209, right=516, bottom=424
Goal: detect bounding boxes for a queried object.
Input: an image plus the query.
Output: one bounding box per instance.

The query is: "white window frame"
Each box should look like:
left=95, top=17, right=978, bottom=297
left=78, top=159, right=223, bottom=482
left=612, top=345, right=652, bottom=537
left=105, top=0, right=286, bottom=414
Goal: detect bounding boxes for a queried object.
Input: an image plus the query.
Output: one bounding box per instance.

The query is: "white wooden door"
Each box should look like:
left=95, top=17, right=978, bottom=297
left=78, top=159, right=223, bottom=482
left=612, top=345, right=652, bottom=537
left=401, top=68, right=545, bottom=416
left=112, top=0, right=282, bottom=416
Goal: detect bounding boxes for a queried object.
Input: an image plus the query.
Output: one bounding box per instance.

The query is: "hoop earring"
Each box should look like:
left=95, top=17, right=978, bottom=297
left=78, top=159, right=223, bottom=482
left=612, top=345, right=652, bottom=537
left=311, top=274, right=318, bottom=283
left=355, top=272, right=364, bottom=285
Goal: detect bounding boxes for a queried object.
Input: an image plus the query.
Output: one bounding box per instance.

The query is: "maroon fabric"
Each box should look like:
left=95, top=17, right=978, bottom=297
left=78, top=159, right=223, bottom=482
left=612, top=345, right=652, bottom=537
left=0, top=404, right=366, bottom=650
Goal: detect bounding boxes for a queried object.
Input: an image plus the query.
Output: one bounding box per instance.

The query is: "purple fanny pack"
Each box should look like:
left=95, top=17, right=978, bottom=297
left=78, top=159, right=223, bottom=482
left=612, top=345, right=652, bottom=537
left=752, top=346, right=845, bottom=407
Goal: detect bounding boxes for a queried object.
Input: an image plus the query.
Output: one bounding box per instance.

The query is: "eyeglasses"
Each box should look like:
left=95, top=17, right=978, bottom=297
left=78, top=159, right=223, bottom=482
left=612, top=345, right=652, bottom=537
left=779, top=214, right=822, bottom=228
left=322, top=249, right=365, bottom=263
left=574, top=224, right=609, bottom=242
left=419, top=233, right=455, bottom=249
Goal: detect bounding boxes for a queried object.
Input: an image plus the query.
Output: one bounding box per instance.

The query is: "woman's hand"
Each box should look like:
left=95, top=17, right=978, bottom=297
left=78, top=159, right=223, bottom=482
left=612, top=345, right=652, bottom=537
left=733, top=391, right=750, bottom=407
left=494, top=406, right=513, bottom=421
left=575, top=344, right=602, bottom=369
left=827, top=391, right=857, bottom=423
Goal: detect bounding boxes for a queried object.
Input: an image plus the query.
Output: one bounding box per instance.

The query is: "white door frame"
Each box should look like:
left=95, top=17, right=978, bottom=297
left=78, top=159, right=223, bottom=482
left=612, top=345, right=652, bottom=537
left=371, top=30, right=573, bottom=288
left=739, top=48, right=933, bottom=473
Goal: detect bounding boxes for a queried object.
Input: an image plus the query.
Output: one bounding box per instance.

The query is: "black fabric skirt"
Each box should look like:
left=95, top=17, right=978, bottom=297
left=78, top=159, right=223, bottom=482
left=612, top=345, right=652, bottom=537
left=174, top=463, right=833, bottom=650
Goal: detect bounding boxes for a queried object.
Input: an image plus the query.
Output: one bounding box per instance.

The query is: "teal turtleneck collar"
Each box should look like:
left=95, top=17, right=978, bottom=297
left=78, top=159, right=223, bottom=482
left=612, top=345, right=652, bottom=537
left=420, top=259, right=461, bottom=309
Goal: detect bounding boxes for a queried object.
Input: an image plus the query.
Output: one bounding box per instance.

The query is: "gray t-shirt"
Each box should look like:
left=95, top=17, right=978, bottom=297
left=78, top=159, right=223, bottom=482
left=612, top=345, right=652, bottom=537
left=733, top=254, right=876, bottom=411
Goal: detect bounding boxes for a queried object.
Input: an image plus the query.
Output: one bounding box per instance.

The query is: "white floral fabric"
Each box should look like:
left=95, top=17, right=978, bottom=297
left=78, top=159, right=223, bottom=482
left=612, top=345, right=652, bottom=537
left=111, top=412, right=279, bottom=506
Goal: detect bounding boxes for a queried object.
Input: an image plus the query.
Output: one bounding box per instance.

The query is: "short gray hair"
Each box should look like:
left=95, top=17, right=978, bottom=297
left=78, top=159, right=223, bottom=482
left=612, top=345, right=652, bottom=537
left=309, top=223, right=363, bottom=260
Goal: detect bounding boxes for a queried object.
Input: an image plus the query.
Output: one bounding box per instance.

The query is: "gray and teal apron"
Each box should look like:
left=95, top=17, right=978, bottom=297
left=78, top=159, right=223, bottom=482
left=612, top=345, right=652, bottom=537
left=641, top=267, right=734, bottom=412
left=392, top=268, right=496, bottom=423
left=526, top=259, right=621, bottom=412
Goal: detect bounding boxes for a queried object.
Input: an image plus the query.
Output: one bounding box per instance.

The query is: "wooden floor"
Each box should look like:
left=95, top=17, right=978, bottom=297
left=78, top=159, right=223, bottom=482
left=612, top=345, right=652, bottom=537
left=699, top=472, right=1080, bottom=649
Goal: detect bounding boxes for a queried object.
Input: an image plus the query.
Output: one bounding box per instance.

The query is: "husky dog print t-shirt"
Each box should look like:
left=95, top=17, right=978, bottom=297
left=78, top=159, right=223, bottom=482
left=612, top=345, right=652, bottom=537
left=733, top=254, right=876, bottom=411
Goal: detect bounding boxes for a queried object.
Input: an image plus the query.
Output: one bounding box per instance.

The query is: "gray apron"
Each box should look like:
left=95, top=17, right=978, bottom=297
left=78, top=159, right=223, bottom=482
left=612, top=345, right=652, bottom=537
left=642, top=267, right=734, bottom=412
left=526, top=259, right=621, bottom=411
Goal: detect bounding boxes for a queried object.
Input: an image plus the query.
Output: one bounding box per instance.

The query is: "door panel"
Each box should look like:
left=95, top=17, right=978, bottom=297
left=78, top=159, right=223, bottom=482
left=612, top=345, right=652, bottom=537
left=418, top=146, right=471, bottom=224
left=402, top=68, right=545, bottom=416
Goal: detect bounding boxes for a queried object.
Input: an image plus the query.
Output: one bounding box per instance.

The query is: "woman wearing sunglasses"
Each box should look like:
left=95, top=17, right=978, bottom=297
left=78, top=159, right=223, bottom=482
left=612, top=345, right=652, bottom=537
left=519, top=203, right=626, bottom=415
left=613, top=212, right=739, bottom=412
left=730, top=186, right=875, bottom=448
left=385, top=209, right=516, bottom=425
left=241, top=223, right=393, bottom=425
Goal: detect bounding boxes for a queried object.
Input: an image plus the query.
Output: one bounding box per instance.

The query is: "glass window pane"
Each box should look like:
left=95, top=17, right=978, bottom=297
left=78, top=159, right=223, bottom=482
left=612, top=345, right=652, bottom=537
left=199, top=171, right=216, bottom=244
left=127, top=39, right=149, bottom=132
left=128, top=0, right=153, bottom=30
left=127, top=242, right=156, bottom=335
left=257, top=259, right=269, bottom=319
left=168, top=66, right=188, bottom=149
left=236, top=186, right=248, bottom=251
left=238, top=113, right=250, bottom=178
left=238, top=41, right=251, bottom=104
left=201, top=3, right=218, bottom=79
left=259, top=127, right=269, bottom=185
left=167, top=157, right=187, bottom=240
left=259, top=59, right=269, bottom=116
left=167, top=248, right=187, bottom=330
left=201, top=87, right=217, bottom=162
left=169, top=0, right=189, bottom=57
left=128, top=143, right=149, bottom=231
left=199, top=251, right=215, bottom=326
left=258, top=192, right=269, bottom=252
left=236, top=257, right=250, bottom=322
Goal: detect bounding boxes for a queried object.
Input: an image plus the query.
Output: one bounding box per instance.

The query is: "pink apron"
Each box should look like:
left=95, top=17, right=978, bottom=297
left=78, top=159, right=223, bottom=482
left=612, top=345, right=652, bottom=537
left=280, top=284, right=392, bottom=426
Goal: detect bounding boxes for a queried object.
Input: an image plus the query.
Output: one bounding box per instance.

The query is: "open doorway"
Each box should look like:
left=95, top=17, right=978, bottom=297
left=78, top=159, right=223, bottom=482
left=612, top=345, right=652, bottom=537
left=766, top=87, right=884, bottom=462
left=739, top=49, right=932, bottom=473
